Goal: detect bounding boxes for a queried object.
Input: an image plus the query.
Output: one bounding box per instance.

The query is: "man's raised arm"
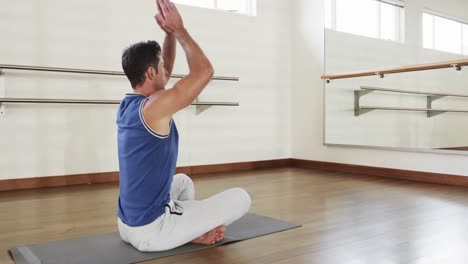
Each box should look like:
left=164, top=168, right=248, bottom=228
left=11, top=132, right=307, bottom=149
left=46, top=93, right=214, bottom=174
left=147, top=0, right=214, bottom=120
left=155, top=1, right=176, bottom=82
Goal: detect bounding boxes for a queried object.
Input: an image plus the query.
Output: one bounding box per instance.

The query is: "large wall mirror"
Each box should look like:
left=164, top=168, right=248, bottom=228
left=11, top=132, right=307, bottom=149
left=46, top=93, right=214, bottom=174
left=324, top=0, right=468, bottom=154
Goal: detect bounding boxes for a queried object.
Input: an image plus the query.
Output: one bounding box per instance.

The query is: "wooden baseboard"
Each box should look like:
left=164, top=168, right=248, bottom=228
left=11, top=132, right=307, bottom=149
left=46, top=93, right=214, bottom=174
left=1, top=158, right=466, bottom=192
left=177, top=159, right=291, bottom=175
left=0, top=172, right=120, bottom=192
left=291, top=159, right=468, bottom=188
left=438, top=147, right=468, bottom=151
left=0, top=159, right=291, bottom=192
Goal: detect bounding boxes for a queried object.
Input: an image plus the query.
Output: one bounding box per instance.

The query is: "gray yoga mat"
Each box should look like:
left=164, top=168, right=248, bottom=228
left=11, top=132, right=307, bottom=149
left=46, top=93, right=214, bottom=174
left=9, top=213, right=300, bottom=264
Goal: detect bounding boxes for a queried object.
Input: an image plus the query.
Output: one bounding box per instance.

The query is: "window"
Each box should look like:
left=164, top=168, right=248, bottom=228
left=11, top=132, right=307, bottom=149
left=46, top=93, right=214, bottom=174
left=423, top=12, right=468, bottom=55
left=325, top=0, right=405, bottom=42
left=463, top=25, right=468, bottom=55
left=172, top=0, right=256, bottom=16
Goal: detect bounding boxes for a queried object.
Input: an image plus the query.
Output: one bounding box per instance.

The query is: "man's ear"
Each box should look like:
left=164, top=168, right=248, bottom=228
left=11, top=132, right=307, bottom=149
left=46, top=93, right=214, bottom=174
left=146, top=67, right=155, bottom=81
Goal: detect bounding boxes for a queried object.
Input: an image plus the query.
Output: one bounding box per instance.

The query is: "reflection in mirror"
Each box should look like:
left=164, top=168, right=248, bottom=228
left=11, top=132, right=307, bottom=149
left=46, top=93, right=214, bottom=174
left=324, top=0, right=468, bottom=152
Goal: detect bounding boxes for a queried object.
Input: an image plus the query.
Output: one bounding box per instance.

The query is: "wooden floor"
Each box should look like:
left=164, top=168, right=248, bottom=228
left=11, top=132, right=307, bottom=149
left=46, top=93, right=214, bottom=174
left=2, top=167, right=468, bottom=264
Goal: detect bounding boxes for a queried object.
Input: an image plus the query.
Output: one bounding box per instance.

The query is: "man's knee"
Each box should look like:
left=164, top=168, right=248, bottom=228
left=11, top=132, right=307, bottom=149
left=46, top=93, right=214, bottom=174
left=231, top=188, right=252, bottom=213
left=172, top=173, right=195, bottom=201
left=174, top=173, right=193, bottom=185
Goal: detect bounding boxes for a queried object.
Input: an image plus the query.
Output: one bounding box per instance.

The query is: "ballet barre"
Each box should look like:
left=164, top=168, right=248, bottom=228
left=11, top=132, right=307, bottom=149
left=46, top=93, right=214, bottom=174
left=0, top=64, right=240, bottom=115
left=322, top=59, right=468, bottom=82
left=0, top=64, right=239, bottom=81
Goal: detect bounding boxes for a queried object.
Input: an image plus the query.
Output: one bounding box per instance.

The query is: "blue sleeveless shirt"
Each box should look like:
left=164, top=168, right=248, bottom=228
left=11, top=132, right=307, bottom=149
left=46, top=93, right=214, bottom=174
left=117, top=93, right=179, bottom=227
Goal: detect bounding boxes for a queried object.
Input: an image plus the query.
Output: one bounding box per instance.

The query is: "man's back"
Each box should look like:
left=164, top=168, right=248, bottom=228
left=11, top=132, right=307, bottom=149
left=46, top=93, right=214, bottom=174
left=117, top=93, right=179, bottom=227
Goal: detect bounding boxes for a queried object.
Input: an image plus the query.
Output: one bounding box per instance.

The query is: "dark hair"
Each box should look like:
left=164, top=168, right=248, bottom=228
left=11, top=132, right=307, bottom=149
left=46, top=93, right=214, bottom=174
left=122, top=41, right=161, bottom=88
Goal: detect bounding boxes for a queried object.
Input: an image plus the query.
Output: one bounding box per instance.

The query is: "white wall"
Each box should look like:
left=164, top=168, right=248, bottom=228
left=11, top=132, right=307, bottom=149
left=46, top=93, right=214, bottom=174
left=290, top=0, right=468, bottom=176
left=0, top=0, right=291, bottom=180
left=1, top=0, right=466, bottom=181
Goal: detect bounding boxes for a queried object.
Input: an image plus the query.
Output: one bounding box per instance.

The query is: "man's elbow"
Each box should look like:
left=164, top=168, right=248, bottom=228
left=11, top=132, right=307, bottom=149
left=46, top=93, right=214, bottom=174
left=191, top=64, right=214, bottom=81
left=196, top=65, right=214, bottom=83
left=205, top=64, right=214, bottom=79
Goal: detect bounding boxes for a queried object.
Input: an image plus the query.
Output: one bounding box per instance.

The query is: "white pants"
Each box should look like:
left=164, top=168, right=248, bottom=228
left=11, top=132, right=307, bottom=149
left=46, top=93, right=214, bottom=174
left=118, top=173, right=252, bottom=252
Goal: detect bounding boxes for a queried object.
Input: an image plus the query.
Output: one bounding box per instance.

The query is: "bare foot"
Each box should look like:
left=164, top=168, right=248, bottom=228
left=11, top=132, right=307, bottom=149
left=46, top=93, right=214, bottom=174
left=191, top=226, right=226, bottom=245
left=215, top=226, right=226, bottom=241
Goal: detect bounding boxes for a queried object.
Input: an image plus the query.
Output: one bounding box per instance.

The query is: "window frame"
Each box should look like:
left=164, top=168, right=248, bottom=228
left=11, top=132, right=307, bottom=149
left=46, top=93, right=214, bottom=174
left=326, top=0, right=405, bottom=43
left=172, top=0, right=256, bottom=16
left=423, top=9, right=468, bottom=56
